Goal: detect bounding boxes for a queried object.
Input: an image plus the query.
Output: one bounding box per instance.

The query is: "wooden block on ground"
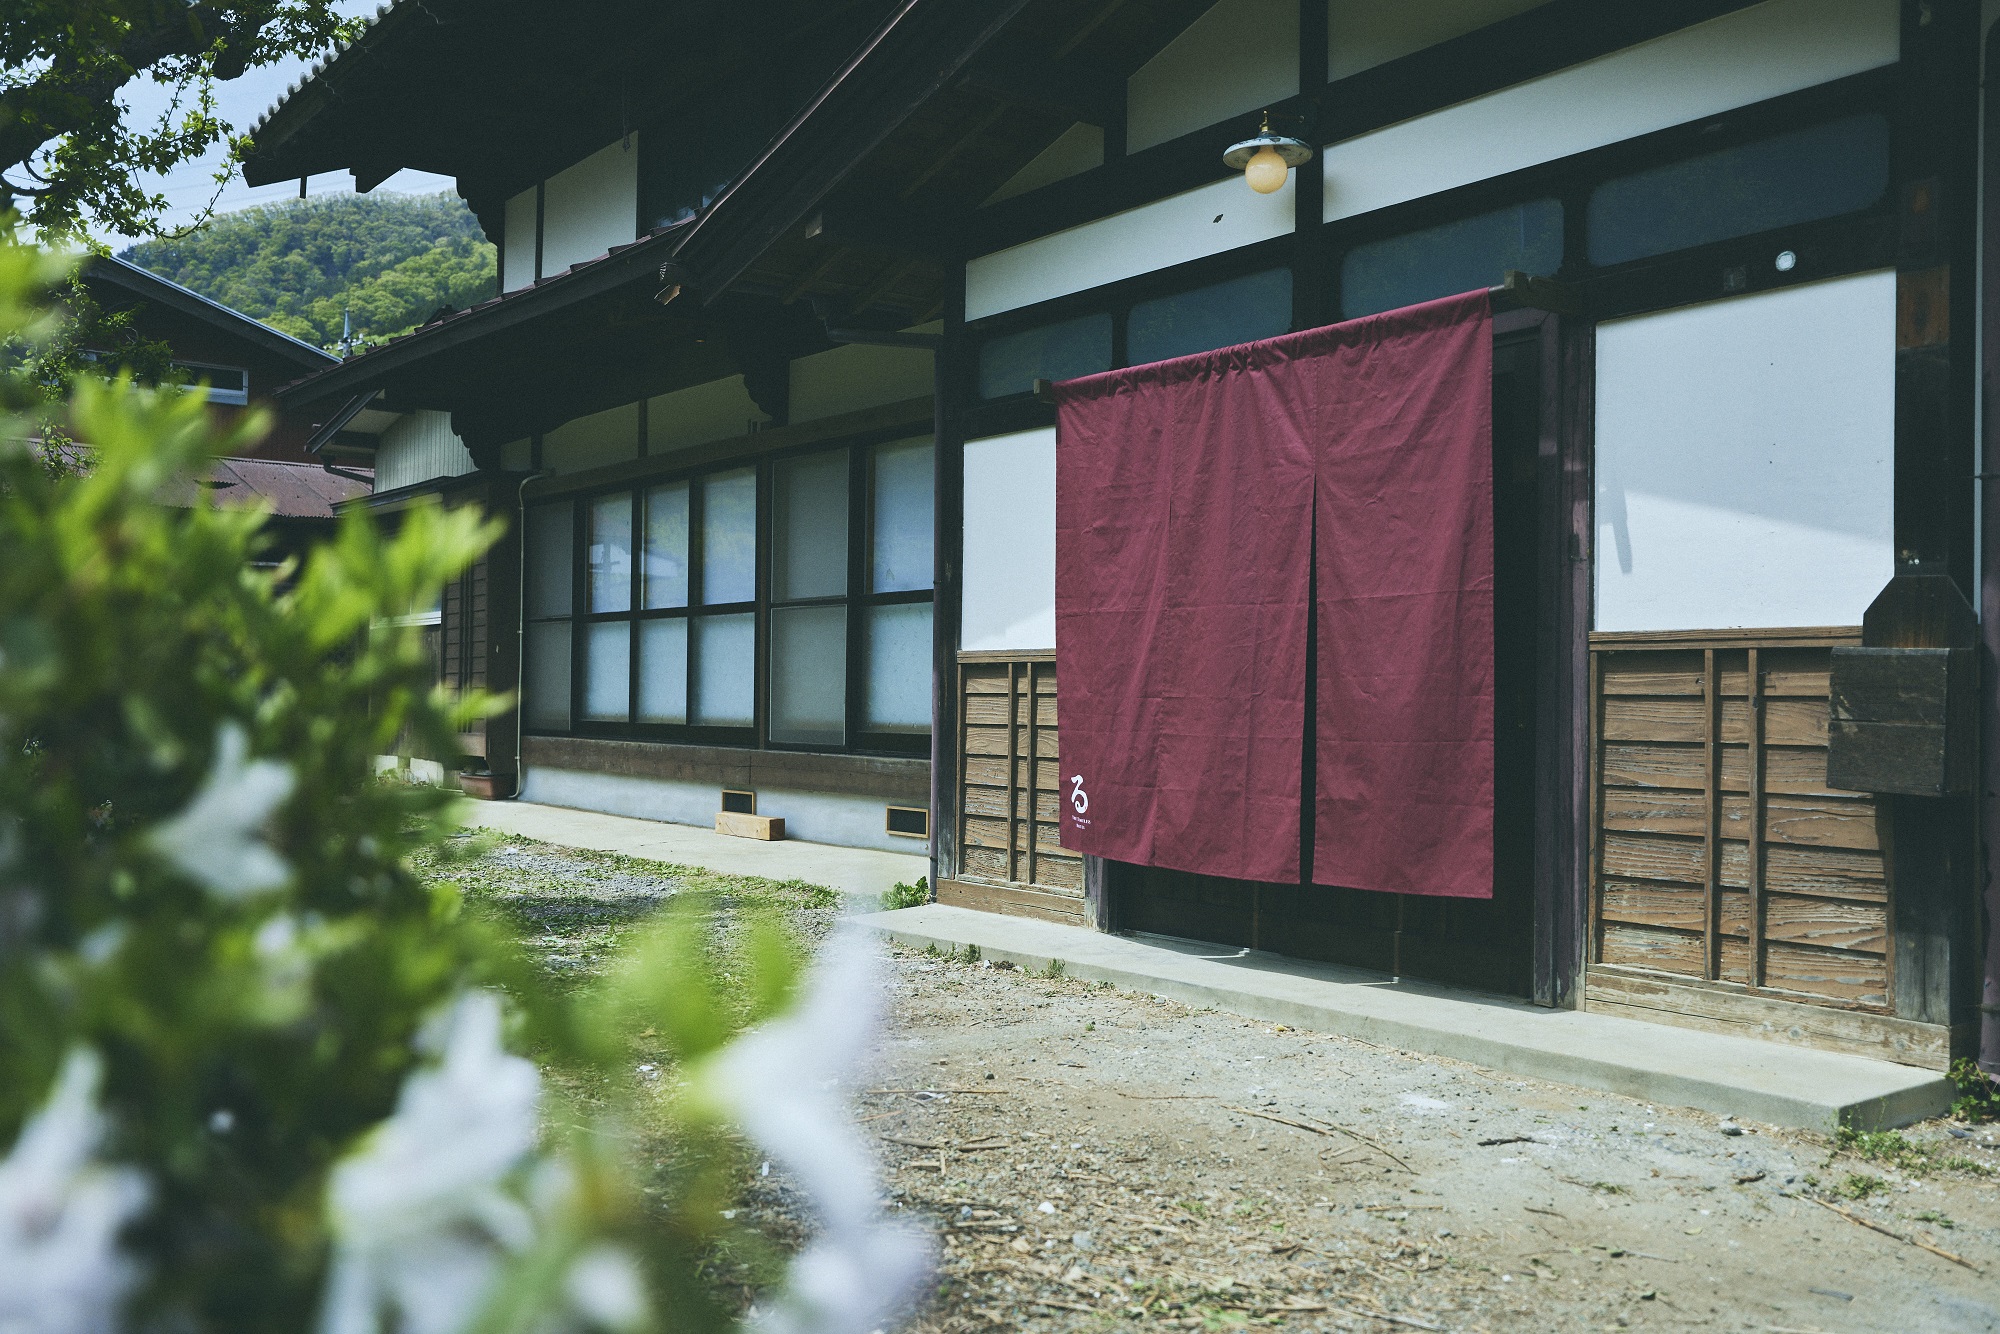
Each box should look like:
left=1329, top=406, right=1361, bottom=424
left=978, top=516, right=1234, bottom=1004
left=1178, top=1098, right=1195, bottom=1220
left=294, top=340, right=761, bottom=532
left=716, top=811, right=784, bottom=841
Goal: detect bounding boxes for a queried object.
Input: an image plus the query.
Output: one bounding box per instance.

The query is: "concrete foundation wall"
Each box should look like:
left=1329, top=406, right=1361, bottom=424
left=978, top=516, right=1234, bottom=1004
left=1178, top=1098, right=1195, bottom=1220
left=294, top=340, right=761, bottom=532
left=519, top=766, right=927, bottom=854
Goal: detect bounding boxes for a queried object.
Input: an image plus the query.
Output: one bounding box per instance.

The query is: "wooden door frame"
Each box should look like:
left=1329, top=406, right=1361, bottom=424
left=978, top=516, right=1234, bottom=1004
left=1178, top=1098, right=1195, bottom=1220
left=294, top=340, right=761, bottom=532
left=1495, top=305, right=1595, bottom=1008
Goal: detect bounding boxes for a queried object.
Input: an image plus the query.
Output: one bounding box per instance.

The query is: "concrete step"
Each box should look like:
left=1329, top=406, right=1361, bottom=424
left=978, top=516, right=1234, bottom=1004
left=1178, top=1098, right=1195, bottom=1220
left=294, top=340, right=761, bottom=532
left=854, top=904, right=1953, bottom=1132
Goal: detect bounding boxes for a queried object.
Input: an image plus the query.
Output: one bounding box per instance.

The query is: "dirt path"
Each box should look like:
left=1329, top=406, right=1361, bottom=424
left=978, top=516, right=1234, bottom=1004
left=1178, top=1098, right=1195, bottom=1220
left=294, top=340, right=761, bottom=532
left=424, top=834, right=2000, bottom=1332
left=873, top=948, right=2000, bottom=1334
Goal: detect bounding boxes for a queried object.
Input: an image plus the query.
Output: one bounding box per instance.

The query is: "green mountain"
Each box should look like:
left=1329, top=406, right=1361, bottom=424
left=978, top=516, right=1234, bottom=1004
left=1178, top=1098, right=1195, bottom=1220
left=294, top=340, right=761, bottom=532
left=120, top=192, right=497, bottom=351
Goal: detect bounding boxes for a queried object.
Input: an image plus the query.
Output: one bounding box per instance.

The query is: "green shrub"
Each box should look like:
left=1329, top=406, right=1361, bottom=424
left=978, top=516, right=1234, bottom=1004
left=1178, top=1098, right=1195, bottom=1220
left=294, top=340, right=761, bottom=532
left=881, top=875, right=930, bottom=911
left=1949, top=1058, right=2000, bottom=1123
left=0, top=233, right=926, bottom=1333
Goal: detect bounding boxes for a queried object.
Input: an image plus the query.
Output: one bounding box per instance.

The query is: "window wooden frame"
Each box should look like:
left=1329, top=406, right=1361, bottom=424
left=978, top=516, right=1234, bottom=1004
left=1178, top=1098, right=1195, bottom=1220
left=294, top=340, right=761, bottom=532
left=526, top=426, right=935, bottom=759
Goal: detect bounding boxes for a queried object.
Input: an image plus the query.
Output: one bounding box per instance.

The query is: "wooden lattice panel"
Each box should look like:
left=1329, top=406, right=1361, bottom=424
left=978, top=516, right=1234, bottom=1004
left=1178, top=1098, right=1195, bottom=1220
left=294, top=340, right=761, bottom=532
left=1589, top=642, right=1890, bottom=1010
left=956, top=658, right=1084, bottom=900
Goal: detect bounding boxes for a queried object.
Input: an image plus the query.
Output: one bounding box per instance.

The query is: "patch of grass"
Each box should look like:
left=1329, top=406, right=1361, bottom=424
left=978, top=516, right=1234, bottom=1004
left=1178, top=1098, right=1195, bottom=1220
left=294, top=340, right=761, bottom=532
left=1949, top=1058, right=2000, bottom=1123
left=880, top=875, right=930, bottom=911
left=1833, top=1172, right=1889, bottom=1201
left=957, top=943, right=982, bottom=965
left=1909, top=1209, right=1955, bottom=1229
left=1039, top=957, right=1067, bottom=979
left=1834, top=1127, right=1934, bottom=1175
left=1175, top=1197, right=1209, bottom=1219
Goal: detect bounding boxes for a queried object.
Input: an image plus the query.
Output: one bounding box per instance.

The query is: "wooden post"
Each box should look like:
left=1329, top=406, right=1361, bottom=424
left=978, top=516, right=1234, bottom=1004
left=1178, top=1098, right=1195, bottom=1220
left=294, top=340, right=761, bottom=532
left=1747, top=648, right=1766, bottom=988
left=1703, top=648, right=1721, bottom=980
left=1024, top=660, right=1040, bottom=889
left=1004, top=660, right=1020, bottom=884
left=1884, top=0, right=1979, bottom=1028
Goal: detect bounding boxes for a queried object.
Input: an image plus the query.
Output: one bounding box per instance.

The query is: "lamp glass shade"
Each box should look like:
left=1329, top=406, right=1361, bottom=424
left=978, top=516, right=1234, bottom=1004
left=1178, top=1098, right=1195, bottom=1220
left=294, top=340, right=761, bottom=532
left=1244, top=145, right=1289, bottom=194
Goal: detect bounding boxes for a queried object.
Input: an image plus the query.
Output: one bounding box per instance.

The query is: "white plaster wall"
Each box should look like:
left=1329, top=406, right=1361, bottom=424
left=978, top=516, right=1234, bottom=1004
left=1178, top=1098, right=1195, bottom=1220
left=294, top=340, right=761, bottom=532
left=966, top=172, right=1296, bottom=320
left=1128, top=0, right=1299, bottom=153
left=962, top=428, right=1056, bottom=652
left=375, top=410, right=475, bottom=492
left=499, top=438, right=533, bottom=472
left=1322, top=0, right=1898, bottom=223
left=543, top=402, right=640, bottom=474
left=1594, top=271, right=1896, bottom=632
left=1328, top=0, right=1549, bottom=80
left=518, top=767, right=922, bottom=853
left=648, top=375, right=771, bottom=453
left=986, top=123, right=1105, bottom=205
left=789, top=342, right=934, bottom=423
left=501, top=187, right=537, bottom=291
left=540, top=139, right=638, bottom=276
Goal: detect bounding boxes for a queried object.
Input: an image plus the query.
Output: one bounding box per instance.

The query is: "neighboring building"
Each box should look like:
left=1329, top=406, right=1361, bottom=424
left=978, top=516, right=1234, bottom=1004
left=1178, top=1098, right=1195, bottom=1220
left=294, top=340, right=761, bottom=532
left=80, top=255, right=341, bottom=464
left=67, top=257, right=373, bottom=566
left=244, top=0, right=1999, bottom=1080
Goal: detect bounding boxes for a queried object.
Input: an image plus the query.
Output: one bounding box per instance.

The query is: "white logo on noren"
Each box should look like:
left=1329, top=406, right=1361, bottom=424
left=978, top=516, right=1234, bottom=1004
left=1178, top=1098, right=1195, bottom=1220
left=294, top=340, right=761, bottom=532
left=1069, top=774, right=1089, bottom=816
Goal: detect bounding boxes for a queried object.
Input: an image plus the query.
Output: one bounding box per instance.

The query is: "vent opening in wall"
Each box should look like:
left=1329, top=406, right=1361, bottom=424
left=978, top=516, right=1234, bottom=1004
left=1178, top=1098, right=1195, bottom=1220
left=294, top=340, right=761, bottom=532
left=885, top=805, right=930, bottom=839
left=721, top=789, right=756, bottom=814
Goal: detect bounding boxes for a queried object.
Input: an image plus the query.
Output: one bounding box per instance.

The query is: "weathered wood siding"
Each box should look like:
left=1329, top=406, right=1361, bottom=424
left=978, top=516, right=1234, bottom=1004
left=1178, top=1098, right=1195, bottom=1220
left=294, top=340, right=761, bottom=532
left=1588, top=632, right=1893, bottom=1012
left=942, top=654, right=1086, bottom=923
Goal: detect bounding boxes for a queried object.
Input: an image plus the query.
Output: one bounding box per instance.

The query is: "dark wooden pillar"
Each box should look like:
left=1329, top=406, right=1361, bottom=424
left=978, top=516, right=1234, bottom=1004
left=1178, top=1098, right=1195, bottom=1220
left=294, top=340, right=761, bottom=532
left=930, top=269, right=967, bottom=897
left=1976, top=14, right=2000, bottom=1073
left=1886, top=0, right=1980, bottom=1032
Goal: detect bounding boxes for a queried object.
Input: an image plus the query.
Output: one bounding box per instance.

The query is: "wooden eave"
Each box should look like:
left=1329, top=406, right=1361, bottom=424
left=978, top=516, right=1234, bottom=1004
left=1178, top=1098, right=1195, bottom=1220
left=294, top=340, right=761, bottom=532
left=270, top=0, right=1256, bottom=455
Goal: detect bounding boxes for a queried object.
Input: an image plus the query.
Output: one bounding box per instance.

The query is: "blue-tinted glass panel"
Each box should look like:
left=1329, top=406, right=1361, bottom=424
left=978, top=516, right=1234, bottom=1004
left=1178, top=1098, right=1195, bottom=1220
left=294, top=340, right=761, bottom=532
left=977, top=313, right=1113, bottom=399
left=642, top=481, right=689, bottom=610
left=772, top=449, right=848, bottom=601
left=700, top=468, right=757, bottom=606
left=1587, top=115, right=1889, bottom=267
left=1341, top=200, right=1564, bottom=319
left=1128, top=269, right=1293, bottom=366
left=587, top=494, right=633, bottom=613
left=871, top=438, right=934, bottom=593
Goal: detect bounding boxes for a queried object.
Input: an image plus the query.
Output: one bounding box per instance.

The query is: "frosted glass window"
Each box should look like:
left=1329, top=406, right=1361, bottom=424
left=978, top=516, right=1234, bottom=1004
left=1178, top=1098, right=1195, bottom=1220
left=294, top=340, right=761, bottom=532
left=1341, top=200, right=1563, bottom=319
left=865, top=603, right=932, bottom=733
left=700, top=468, right=756, bottom=605
left=524, top=622, right=572, bottom=730
left=636, top=619, right=687, bottom=724
left=773, top=450, right=849, bottom=601
left=1587, top=115, right=1889, bottom=267
left=643, top=481, right=689, bottom=609
left=871, top=439, right=933, bottom=593
left=977, top=313, right=1112, bottom=399
left=525, top=505, right=572, bottom=618
left=587, top=494, right=633, bottom=612
left=691, top=613, right=754, bottom=726
left=581, top=621, right=629, bottom=721
left=1128, top=268, right=1293, bottom=366
left=769, top=605, right=847, bottom=746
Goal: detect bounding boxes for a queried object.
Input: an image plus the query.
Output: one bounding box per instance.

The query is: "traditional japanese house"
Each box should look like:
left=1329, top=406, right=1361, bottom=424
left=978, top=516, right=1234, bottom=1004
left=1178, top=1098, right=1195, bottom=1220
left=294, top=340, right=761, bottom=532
left=245, top=0, right=2000, bottom=1078
left=60, top=257, right=370, bottom=570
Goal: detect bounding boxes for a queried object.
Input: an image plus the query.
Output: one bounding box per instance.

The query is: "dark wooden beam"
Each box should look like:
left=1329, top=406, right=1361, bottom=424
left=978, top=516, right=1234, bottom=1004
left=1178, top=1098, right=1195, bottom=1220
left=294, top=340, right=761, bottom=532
left=677, top=0, right=1034, bottom=304
left=955, top=47, right=1123, bottom=126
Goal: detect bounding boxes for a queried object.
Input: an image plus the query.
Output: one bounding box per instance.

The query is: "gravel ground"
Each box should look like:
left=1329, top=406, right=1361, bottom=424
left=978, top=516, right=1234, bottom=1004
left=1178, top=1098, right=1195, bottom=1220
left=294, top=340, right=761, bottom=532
left=873, top=950, right=2000, bottom=1334
left=422, top=836, right=2000, bottom=1333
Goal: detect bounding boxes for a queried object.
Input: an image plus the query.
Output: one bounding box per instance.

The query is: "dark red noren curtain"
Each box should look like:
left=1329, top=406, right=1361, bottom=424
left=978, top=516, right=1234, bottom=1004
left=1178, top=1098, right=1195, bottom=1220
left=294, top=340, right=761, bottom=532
left=1053, top=290, right=1493, bottom=898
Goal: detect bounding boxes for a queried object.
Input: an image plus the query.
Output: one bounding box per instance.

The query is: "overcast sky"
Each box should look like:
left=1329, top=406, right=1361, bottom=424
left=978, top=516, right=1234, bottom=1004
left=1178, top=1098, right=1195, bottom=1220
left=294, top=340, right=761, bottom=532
left=104, top=2, right=453, bottom=252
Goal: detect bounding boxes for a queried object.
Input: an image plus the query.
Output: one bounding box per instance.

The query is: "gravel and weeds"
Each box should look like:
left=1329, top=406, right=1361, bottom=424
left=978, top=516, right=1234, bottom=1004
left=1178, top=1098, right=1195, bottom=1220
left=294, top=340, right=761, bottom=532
left=414, top=834, right=2000, bottom=1332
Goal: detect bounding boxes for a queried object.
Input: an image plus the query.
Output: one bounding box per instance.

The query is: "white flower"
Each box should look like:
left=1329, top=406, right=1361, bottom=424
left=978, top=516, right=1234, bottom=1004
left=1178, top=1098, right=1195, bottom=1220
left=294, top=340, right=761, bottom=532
left=147, top=722, right=296, bottom=900
left=564, top=1244, right=648, bottom=1330
left=0, top=1050, right=150, bottom=1334
left=706, top=930, right=933, bottom=1334
left=319, top=991, right=541, bottom=1334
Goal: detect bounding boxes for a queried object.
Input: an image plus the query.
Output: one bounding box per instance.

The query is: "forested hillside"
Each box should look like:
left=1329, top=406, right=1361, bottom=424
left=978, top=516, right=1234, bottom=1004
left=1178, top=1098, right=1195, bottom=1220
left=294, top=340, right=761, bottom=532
left=120, top=192, right=496, bottom=351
